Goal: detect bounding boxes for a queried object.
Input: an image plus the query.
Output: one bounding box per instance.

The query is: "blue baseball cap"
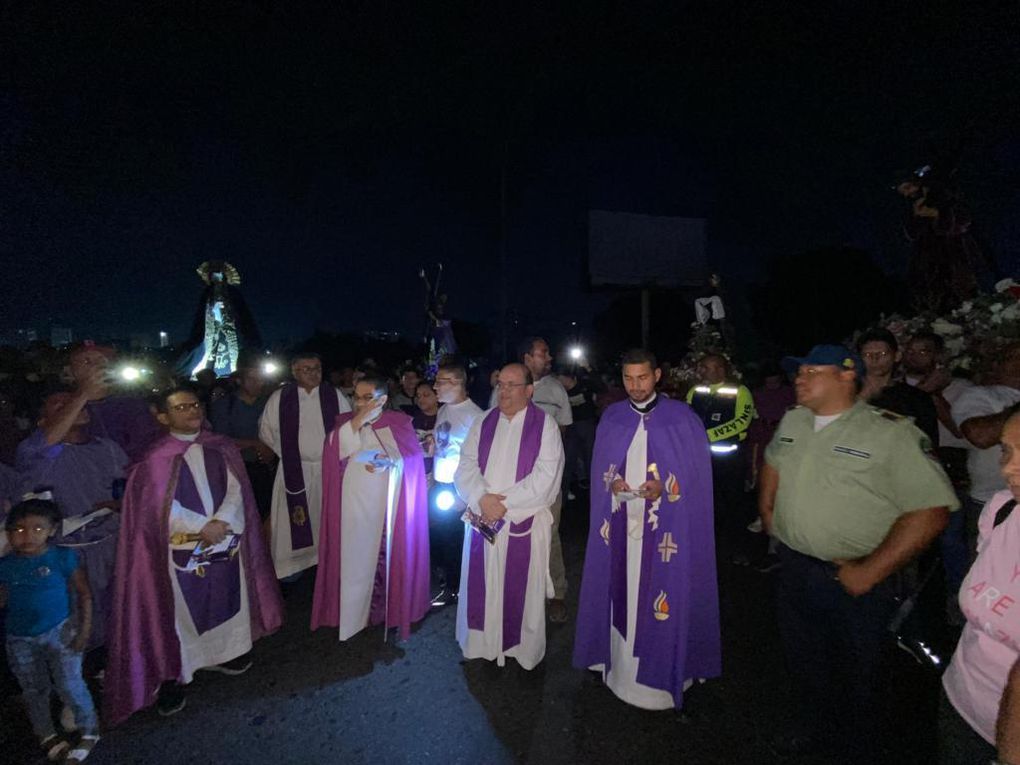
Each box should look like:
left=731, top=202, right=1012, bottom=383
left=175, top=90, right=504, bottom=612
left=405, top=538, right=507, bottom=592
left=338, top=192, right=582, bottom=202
left=781, top=344, right=864, bottom=380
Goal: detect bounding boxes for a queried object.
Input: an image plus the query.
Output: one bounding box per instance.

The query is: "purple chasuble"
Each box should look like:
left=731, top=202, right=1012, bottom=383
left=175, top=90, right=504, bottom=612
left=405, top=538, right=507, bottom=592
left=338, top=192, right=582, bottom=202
left=171, top=447, right=241, bottom=635
left=466, top=403, right=544, bottom=651
left=573, top=398, right=721, bottom=708
left=279, top=384, right=340, bottom=550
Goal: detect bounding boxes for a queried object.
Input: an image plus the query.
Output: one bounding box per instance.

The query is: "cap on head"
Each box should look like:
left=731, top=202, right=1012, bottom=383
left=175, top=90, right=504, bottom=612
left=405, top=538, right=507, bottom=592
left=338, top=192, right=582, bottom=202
left=781, top=344, right=863, bottom=380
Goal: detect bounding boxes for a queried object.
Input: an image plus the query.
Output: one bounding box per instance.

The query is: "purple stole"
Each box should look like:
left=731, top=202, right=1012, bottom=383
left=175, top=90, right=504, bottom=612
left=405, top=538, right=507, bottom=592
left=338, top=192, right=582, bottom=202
left=170, top=448, right=240, bottom=635
left=467, top=403, right=544, bottom=651
left=279, top=384, right=340, bottom=550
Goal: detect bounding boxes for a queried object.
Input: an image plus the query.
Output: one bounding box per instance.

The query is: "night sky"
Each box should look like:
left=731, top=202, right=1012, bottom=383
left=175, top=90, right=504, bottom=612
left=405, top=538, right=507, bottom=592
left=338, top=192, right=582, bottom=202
left=2, top=2, right=1017, bottom=348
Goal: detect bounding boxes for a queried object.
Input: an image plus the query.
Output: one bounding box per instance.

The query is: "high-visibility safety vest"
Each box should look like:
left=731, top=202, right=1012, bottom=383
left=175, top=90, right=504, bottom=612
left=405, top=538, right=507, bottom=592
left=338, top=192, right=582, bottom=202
left=685, top=383, right=755, bottom=454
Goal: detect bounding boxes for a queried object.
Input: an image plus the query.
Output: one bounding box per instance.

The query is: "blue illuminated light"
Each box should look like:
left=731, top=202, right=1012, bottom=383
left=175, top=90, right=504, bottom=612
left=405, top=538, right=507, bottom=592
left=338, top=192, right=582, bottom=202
left=435, top=489, right=456, bottom=512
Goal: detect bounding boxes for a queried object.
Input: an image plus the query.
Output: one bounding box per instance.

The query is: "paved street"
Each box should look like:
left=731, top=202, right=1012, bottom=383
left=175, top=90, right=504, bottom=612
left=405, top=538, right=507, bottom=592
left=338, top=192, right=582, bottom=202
left=3, top=496, right=947, bottom=764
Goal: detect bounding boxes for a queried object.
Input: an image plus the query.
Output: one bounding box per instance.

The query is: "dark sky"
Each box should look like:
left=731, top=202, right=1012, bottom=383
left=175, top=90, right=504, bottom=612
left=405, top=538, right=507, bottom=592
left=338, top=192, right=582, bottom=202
left=2, top=2, right=1017, bottom=347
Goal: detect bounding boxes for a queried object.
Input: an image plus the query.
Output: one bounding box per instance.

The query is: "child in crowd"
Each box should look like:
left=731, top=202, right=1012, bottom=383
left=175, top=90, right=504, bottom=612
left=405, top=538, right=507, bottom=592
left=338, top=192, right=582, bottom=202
left=0, top=498, right=100, bottom=762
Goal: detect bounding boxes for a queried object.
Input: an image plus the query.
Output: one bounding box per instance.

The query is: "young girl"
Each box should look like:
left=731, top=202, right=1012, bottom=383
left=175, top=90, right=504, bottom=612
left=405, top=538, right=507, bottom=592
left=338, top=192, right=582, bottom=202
left=0, top=498, right=100, bottom=762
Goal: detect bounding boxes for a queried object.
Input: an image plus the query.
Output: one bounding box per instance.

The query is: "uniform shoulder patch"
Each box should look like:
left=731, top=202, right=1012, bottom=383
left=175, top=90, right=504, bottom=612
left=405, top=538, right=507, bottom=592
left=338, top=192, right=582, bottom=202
left=876, top=408, right=905, bottom=421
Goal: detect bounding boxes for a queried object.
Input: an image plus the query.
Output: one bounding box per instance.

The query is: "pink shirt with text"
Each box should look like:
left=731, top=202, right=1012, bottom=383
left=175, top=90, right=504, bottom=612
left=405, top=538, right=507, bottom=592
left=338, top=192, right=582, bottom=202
left=944, top=490, right=1020, bottom=744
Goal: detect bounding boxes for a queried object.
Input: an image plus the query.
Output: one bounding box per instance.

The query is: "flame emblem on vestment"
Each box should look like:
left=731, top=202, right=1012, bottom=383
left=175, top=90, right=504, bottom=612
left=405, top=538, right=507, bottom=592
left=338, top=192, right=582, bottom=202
left=653, top=590, right=670, bottom=621
left=665, top=473, right=681, bottom=502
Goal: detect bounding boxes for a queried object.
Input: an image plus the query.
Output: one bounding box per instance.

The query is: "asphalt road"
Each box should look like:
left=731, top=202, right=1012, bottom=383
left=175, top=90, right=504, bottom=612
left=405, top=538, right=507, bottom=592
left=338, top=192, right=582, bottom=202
left=3, top=494, right=949, bottom=764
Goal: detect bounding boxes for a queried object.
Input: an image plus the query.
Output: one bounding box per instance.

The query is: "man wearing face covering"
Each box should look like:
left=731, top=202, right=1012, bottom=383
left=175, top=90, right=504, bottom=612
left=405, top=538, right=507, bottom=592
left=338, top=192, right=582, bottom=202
left=311, top=373, right=430, bottom=641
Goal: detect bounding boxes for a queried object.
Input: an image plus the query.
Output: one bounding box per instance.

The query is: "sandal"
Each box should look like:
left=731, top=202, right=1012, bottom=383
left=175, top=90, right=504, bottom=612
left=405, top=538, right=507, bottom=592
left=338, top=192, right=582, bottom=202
left=64, top=734, right=100, bottom=763
left=40, top=734, right=70, bottom=762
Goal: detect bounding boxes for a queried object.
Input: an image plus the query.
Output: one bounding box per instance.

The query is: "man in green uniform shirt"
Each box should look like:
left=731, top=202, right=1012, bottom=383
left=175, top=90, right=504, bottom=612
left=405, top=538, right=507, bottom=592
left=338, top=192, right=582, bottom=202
left=759, top=344, right=958, bottom=762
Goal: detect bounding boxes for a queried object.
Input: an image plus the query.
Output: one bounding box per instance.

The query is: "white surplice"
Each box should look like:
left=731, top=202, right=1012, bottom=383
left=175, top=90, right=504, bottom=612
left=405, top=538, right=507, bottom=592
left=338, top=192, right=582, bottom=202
left=454, top=407, right=564, bottom=669
left=590, top=418, right=674, bottom=709
left=333, top=421, right=404, bottom=641
left=167, top=434, right=251, bottom=683
left=259, top=385, right=352, bottom=578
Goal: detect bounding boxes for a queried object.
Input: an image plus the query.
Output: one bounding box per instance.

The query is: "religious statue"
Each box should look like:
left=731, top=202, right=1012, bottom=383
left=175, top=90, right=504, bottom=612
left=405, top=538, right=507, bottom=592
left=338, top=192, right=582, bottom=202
left=895, top=160, right=989, bottom=314
left=179, top=260, right=262, bottom=378
left=420, top=263, right=457, bottom=377
left=694, top=273, right=726, bottom=326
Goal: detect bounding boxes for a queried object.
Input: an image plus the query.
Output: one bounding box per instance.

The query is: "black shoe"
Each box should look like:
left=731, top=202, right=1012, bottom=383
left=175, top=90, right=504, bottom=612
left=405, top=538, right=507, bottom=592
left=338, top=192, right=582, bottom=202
left=202, top=654, right=253, bottom=676
left=157, top=684, right=186, bottom=717
left=754, top=554, right=781, bottom=574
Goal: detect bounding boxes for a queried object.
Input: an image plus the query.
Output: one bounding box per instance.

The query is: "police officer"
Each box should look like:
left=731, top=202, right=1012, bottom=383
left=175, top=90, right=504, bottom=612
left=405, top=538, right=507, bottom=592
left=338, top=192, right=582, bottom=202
left=759, top=344, right=958, bottom=762
left=686, top=353, right=755, bottom=561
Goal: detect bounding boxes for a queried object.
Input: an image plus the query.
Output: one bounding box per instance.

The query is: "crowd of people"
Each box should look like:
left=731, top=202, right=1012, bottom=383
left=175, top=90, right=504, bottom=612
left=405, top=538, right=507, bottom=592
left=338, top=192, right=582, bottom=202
left=0, top=332, right=1019, bottom=764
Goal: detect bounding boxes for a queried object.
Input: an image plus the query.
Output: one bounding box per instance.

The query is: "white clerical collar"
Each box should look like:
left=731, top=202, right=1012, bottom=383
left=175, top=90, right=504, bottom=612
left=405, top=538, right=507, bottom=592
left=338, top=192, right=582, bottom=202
left=629, top=392, right=658, bottom=414
left=172, top=431, right=200, bottom=442
left=500, top=407, right=527, bottom=422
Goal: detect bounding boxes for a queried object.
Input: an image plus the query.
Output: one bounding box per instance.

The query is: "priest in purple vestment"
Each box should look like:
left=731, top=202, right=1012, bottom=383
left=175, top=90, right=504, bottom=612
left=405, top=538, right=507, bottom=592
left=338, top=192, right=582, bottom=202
left=311, top=373, right=430, bottom=641
left=574, top=349, right=721, bottom=709
left=455, top=363, right=564, bottom=669
left=105, top=386, right=283, bottom=724
left=259, top=352, right=352, bottom=579
left=16, top=391, right=128, bottom=649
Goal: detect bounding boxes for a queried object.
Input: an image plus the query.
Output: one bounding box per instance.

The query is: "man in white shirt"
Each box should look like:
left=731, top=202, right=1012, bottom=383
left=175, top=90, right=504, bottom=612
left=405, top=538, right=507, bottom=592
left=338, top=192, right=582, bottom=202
left=259, top=353, right=351, bottom=579
left=455, top=363, right=564, bottom=668
left=520, top=337, right=573, bottom=623
left=430, top=359, right=483, bottom=605
left=903, top=330, right=973, bottom=615
left=952, top=342, right=1020, bottom=560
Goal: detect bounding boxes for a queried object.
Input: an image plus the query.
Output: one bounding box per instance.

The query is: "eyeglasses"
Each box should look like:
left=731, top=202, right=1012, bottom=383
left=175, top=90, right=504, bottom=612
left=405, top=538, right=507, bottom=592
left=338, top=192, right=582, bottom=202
left=293, top=366, right=322, bottom=374
left=495, top=381, right=528, bottom=390
left=353, top=394, right=382, bottom=403
left=170, top=402, right=202, bottom=412
left=434, top=377, right=457, bottom=386
left=862, top=351, right=891, bottom=360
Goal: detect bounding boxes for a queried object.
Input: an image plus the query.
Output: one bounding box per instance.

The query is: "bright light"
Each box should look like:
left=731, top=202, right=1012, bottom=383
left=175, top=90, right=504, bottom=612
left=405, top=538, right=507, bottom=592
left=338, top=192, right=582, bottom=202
left=120, top=366, right=140, bottom=382
left=710, top=443, right=739, bottom=454
left=263, top=361, right=279, bottom=376
left=435, top=489, right=456, bottom=512
left=569, top=346, right=583, bottom=361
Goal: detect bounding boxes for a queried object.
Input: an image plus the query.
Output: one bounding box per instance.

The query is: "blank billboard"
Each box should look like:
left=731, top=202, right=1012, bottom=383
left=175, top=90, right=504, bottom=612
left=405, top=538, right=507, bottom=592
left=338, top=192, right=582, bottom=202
left=588, top=210, right=707, bottom=287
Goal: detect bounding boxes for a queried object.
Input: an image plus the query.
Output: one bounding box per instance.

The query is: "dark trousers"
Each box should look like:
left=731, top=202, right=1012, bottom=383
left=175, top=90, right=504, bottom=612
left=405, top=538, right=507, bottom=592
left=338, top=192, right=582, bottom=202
left=430, top=508, right=465, bottom=591
left=562, top=419, right=596, bottom=495
left=776, top=543, right=899, bottom=762
left=937, top=688, right=996, bottom=764
left=245, top=461, right=275, bottom=521
left=711, top=449, right=754, bottom=556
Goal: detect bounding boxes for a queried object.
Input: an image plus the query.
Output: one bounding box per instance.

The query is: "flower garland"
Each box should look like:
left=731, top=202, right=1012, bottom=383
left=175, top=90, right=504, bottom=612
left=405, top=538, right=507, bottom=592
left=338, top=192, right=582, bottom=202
left=870, top=278, right=1020, bottom=375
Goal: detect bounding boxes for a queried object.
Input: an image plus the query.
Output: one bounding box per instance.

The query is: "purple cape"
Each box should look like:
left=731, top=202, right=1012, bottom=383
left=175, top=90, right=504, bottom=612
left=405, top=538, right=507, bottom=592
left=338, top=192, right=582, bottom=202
left=104, top=432, right=284, bottom=726
left=573, top=398, right=721, bottom=707
left=311, top=410, right=430, bottom=640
